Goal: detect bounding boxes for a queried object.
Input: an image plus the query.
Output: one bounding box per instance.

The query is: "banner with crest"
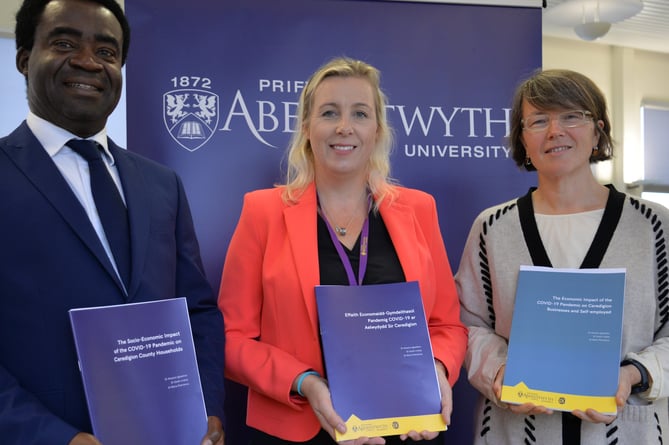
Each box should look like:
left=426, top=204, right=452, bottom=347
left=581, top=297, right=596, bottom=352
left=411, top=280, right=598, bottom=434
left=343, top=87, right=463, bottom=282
left=125, top=0, right=541, bottom=442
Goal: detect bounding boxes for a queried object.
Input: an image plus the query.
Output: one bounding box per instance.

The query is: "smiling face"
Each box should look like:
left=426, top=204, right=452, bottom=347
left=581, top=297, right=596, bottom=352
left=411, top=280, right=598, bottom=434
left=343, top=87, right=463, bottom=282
left=305, top=76, right=379, bottom=184
left=520, top=100, right=602, bottom=181
left=16, top=0, right=123, bottom=137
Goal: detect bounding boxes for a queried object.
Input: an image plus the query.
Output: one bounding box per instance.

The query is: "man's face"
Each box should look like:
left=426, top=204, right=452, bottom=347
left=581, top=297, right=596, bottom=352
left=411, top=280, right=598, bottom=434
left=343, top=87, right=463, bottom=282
left=16, top=0, right=124, bottom=137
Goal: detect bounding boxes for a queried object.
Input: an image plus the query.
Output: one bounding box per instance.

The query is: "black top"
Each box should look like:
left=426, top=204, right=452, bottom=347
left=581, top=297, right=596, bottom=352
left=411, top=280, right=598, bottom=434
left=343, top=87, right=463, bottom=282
left=317, top=210, right=405, bottom=285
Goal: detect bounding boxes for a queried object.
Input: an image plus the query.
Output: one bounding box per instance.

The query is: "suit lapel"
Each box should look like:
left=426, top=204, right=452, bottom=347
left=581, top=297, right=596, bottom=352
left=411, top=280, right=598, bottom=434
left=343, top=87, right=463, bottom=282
left=2, top=123, right=124, bottom=290
left=284, top=184, right=321, bottom=334
left=109, top=141, right=151, bottom=301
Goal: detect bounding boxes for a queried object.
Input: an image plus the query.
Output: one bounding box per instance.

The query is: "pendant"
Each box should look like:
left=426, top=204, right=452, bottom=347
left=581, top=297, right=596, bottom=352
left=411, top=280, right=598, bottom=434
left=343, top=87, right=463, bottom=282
left=334, top=226, right=347, bottom=236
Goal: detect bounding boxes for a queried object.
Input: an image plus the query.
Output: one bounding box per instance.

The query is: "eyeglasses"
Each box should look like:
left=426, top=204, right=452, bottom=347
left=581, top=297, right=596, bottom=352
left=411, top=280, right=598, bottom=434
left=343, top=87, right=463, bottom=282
left=522, top=110, right=593, bottom=132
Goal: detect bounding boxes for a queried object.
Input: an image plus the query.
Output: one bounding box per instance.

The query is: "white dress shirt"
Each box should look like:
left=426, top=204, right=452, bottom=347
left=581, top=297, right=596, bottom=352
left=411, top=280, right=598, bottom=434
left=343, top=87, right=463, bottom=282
left=26, top=112, right=127, bottom=289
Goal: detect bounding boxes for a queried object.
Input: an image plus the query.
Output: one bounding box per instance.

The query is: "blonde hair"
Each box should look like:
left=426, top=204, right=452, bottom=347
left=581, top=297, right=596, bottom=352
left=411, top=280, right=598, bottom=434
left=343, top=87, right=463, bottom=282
left=281, top=57, right=397, bottom=209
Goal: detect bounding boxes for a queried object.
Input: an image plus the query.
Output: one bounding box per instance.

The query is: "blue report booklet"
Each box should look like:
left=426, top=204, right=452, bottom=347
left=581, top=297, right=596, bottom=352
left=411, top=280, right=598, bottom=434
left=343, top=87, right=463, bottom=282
left=501, top=266, right=626, bottom=414
left=315, top=281, right=445, bottom=441
left=69, top=298, right=208, bottom=445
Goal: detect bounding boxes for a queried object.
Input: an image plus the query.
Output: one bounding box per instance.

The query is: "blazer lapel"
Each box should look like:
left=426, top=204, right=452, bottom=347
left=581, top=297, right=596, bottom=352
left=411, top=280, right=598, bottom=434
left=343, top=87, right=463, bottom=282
left=2, top=123, right=123, bottom=290
left=284, top=184, right=321, bottom=334
left=109, top=140, right=150, bottom=301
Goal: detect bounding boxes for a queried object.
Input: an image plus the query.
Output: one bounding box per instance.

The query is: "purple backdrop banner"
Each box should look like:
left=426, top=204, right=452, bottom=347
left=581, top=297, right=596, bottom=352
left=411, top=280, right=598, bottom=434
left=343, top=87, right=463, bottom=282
left=125, top=0, right=540, bottom=442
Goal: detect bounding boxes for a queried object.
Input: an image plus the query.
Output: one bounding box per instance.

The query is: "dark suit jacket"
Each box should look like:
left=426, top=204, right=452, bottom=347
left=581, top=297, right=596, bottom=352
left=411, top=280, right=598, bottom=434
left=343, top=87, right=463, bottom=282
left=0, top=122, right=225, bottom=444
left=218, top=183, right=467, bottom=441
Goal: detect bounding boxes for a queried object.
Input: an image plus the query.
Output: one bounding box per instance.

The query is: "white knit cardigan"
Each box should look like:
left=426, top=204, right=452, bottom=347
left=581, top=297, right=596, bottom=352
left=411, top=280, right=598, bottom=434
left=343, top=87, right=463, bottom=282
left=456, top=186, right=669, bottom=444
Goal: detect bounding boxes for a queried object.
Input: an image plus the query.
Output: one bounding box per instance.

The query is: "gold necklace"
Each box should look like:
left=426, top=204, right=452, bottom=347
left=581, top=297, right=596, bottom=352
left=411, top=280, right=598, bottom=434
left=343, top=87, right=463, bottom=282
left=333, top=213, right=357, bottom=237
left=319, top=203, right=358, bottom=237
left=320, top=191, right=367, bottom=237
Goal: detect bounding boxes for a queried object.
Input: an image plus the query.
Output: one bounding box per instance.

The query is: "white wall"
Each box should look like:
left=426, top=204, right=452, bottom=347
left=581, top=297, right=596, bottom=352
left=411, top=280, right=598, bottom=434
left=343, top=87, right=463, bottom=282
left=543, top=36, right=669, bottom=198
left=0, top=37, right=127, bottom=146
left=0, top=37, right=28, bottom=135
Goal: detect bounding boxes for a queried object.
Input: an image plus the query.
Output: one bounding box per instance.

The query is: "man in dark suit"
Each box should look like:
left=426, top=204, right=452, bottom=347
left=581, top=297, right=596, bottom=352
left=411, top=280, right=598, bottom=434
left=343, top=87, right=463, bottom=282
left=0, top=0, right=226, bottom=444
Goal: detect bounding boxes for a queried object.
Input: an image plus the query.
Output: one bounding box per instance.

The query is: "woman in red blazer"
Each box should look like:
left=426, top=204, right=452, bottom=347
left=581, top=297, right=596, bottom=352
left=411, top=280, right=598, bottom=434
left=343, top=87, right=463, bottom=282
left=218, top=57, right=467, bottom=445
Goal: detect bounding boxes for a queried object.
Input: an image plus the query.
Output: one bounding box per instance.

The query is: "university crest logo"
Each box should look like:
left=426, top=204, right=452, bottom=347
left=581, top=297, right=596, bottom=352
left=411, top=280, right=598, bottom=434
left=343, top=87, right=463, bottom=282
left=163, top=89, right=219, bottom=152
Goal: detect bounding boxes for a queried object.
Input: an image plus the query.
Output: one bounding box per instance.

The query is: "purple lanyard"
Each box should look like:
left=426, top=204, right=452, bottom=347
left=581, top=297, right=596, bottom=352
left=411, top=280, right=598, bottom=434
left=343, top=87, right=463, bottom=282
left=318, top=195, right=371, bottom=286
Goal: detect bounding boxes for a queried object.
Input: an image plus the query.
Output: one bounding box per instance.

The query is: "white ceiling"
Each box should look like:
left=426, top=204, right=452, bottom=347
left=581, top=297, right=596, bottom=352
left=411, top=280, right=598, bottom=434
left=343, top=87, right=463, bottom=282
left=543, top=0, right=669, bottom=55
left=0, top=0, right=666, bottom=54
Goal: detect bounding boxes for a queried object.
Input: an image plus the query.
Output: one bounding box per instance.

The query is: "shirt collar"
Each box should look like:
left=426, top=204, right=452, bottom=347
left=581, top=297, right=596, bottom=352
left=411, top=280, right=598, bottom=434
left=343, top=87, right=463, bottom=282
left=26, top=112, right=115, bottom=164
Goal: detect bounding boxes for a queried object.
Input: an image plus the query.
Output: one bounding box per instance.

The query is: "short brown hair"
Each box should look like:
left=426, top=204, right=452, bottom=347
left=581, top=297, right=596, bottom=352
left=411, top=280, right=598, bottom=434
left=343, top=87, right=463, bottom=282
left=509, top=69, right=613, bottom=171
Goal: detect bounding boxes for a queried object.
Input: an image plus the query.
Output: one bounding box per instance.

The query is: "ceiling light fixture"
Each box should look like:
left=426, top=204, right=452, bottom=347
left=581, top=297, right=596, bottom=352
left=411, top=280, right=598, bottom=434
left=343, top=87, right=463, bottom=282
left=544, top=0, right=644, bottom=41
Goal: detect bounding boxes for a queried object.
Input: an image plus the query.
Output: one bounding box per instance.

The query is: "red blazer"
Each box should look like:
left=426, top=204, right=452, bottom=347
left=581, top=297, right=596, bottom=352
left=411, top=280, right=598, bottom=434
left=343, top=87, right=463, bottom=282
left=218, top=182, right=467, bottom=442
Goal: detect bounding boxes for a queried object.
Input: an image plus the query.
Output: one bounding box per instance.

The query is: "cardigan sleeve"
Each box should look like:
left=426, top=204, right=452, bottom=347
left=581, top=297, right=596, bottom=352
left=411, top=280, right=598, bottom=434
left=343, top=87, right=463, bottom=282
left=456, top=210, right=509, bottom=405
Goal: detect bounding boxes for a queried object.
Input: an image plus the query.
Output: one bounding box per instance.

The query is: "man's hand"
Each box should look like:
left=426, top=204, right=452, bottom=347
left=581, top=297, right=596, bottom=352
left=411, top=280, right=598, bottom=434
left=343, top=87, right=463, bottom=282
left=201, top=416, right=225, bottom=445
left=68, top=433, right=103, bottom=445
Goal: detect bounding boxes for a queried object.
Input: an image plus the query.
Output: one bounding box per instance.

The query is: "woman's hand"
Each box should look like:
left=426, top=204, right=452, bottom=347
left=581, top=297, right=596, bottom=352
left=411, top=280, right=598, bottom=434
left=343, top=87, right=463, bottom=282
left=493, top=364, right=554, bottom=416
left=300, top=373, right=385, bottom=445
left=572, top=408, right=616, bottom=424
left=573, top=363, right=641, bottom=424
left=492, top=364, right=507, bottom=406
left=398, top=360, right=451, bottom=441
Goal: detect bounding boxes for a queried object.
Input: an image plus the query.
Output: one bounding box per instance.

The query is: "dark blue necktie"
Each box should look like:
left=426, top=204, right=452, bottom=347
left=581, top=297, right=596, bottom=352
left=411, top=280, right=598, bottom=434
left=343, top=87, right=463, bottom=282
left=67, top=139, right=130, bottom=288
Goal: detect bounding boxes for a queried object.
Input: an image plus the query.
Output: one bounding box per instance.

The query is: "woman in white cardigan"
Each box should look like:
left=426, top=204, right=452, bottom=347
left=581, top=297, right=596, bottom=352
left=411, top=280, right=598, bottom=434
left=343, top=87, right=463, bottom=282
left=456, top=68, right=669, bottom=444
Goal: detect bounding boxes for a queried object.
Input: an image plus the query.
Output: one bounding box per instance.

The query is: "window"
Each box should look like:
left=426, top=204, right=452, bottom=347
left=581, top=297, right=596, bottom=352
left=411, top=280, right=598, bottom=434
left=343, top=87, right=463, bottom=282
left=637, top=103, right=669, bottom=208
